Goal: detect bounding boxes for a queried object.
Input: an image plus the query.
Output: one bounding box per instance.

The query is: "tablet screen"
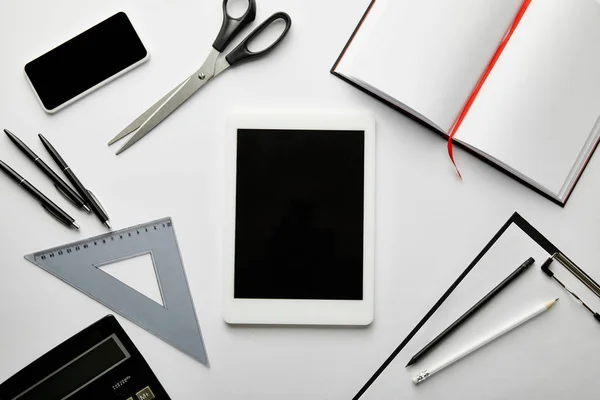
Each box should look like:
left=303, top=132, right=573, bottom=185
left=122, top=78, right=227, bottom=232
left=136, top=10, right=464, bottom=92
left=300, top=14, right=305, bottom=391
left=234, top=129, right=365, bottom=301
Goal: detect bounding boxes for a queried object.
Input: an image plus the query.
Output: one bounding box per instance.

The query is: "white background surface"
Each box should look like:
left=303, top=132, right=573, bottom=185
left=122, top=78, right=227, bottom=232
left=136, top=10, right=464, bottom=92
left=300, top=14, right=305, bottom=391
left=0, top=1, right=599, bottom=399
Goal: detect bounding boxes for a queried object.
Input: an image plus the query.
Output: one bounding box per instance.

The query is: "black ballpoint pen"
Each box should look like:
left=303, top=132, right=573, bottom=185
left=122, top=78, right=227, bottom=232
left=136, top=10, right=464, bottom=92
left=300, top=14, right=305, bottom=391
left=38, top=134, right=111, bottom=229
left=405, top=257, right=535, bottom=367
left=0, top=159, right=79, bottom=230
left=4, top=129, right=91, bottom=213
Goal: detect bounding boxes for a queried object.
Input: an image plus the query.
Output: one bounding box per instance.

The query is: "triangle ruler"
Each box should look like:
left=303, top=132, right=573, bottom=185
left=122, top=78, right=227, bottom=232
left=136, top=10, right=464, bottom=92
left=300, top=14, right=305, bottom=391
left=24, top=217, right=209, bottom=366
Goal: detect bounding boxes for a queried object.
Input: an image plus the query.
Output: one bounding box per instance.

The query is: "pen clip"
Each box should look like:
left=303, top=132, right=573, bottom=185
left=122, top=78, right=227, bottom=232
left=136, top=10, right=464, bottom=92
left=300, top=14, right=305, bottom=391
left=54, top=183, right=78, bottom=208
left=54, top=183, right=91, bottom=213
left=40, top=202, right=69, bottom=227
left=87, top=190, right=107, bottom=215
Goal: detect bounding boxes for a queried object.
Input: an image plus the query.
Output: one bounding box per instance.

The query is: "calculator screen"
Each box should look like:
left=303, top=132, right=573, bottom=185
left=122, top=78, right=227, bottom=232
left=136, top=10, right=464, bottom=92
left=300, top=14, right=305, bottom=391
left=0, top=315, right=170, bottom=400
left=13, top=335, right=129, bottom=400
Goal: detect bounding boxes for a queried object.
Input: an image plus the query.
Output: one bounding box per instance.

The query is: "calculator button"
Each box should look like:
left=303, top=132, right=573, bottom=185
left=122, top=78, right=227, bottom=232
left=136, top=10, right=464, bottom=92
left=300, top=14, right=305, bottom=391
left=136, top=386, right=155, bottom=400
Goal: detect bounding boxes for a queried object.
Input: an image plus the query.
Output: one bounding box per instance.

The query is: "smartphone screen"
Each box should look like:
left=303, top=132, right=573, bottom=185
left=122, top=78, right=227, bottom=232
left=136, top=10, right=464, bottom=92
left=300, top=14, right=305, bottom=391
left=24, top=12, right=148, bottom=113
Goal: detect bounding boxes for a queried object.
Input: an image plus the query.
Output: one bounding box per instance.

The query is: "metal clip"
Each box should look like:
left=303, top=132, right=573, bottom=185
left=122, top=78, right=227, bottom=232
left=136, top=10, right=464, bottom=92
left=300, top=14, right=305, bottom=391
left=543, top=253, right=600, bottom=323
left=552, top=252, right=600, bottom=299
left=87, top=189, right=107, bottom=215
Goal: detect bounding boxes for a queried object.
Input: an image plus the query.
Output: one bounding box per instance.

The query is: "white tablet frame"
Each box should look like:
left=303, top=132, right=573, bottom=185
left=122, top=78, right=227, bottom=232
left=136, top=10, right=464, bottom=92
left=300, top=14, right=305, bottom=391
left=222, top=111, right=376, bottom=326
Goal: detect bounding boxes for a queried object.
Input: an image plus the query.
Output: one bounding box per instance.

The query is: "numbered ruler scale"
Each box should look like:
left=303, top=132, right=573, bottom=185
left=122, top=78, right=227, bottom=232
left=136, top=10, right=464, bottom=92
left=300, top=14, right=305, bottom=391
left=25, top=217, right=209, bottom=366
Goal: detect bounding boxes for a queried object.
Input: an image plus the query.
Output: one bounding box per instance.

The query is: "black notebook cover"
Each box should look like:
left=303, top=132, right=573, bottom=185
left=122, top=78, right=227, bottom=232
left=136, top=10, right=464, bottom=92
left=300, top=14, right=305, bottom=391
left=330, top=0, right=599, bottom=207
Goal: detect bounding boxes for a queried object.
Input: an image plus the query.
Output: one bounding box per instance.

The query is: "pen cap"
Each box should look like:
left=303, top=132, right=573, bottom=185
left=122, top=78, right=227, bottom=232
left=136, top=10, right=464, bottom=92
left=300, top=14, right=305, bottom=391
left=4, top=129, right=38, bottom=161
left=0, top=159, right=24, bottom=184
left=38, top=134, right=68, bottom=168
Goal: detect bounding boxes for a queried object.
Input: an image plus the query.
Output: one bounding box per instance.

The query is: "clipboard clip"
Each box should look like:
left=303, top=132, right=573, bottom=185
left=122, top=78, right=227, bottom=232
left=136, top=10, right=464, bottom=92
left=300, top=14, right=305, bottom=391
left=541, top=252, right=600, bottom=323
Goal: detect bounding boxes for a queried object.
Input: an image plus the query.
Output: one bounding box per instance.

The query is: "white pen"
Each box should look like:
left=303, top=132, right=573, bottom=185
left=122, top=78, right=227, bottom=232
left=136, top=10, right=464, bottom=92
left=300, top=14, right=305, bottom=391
left=412, top=298, right=559, bottom=385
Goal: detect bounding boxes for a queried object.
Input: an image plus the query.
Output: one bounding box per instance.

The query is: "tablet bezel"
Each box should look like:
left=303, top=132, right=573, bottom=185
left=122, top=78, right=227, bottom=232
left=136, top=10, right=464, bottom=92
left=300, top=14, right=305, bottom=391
left=222, top=111, right=375, bottom=325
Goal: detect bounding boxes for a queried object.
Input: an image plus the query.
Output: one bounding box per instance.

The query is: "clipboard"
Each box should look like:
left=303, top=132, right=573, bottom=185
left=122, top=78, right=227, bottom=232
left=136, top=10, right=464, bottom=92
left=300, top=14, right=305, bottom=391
left=354, top=212, right=600, bottom=400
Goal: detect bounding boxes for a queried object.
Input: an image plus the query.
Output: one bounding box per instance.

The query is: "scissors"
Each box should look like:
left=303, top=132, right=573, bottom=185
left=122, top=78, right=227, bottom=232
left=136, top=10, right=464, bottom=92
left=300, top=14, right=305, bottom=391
left=108, top=0, right=292, bottom=155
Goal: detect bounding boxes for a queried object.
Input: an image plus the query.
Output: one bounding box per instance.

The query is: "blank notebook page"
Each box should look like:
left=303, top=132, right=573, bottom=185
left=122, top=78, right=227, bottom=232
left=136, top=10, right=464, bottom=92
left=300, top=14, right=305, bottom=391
left=455, top=0, right=600, bottom=194
left=337, top=0, right=523, bottom=132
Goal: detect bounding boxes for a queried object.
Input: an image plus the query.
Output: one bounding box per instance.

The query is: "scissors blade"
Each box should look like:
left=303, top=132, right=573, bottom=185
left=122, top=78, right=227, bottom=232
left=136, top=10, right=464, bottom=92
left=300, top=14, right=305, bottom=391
left=108, top=81, right=186, bottom=146
left=112, top=49, right=220, bottom=155
left=115, top=74, right=208, bottom=155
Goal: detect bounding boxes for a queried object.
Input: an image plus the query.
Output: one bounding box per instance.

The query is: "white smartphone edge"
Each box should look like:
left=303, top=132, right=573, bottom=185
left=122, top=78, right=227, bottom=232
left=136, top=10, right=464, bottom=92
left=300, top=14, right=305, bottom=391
left=23, top=13, right=150, bottom=114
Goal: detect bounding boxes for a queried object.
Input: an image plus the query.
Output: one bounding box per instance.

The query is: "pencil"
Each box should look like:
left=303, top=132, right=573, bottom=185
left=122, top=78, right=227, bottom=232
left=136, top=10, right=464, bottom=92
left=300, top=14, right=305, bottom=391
left=406, top=257, right=535, bottom=367
left=412, top=298, right=558, bottom=385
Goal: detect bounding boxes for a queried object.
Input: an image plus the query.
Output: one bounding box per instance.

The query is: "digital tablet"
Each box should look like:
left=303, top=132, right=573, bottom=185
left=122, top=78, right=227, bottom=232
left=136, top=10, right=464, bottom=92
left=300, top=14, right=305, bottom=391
left=222, top=112, right=375, bottom=325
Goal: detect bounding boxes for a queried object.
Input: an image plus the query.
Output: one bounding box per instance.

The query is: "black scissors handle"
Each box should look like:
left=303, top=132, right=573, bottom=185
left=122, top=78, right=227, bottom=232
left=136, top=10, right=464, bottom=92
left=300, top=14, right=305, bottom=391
left=213, top=0, right=257, bottom=52
left=225, top=12, right=292, bottom=67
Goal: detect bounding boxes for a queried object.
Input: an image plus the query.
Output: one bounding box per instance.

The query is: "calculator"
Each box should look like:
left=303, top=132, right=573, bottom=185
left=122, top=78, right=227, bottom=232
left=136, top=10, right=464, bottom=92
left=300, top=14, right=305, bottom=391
left=0, top=315, right=170, bottom=400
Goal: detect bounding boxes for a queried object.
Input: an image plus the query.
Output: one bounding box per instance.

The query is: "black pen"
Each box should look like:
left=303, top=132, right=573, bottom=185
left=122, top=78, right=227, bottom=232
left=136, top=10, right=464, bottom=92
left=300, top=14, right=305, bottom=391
left=406, top=257, right=535, bottom=367
left=38, top=134, right=111, bottom=229
left=0, top=159, right=79, bottom=230
left=4, top=129, right=91, bottom=213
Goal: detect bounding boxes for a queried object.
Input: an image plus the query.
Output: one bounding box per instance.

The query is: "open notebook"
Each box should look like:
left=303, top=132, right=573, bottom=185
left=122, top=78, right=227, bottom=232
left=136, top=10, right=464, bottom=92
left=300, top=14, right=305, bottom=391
left=332, top=0, right=600, bottom=205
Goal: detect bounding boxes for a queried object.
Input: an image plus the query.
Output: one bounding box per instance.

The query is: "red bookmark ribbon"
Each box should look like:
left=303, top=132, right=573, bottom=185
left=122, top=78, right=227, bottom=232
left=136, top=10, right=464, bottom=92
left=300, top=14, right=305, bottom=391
left=447, top=0, right=531, bottom=179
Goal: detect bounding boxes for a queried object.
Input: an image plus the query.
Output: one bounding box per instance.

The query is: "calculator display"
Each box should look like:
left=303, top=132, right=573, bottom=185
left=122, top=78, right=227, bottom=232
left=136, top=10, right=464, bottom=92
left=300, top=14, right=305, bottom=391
left=13, top=335, right=128, bottom=400
left=0, top=315, right=170, bottom=400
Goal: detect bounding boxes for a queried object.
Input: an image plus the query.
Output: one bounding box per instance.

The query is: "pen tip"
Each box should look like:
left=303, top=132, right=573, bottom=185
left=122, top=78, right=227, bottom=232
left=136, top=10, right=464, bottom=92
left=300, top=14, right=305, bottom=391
left=4, top=129, right=16, bottom=140
left=72, top=222, right=80, bottom=230
left=83, top=204, right=92, bottom=213
left=104, top=221, right=112, bottom=229
left=405, top=359, right=416, bottom=368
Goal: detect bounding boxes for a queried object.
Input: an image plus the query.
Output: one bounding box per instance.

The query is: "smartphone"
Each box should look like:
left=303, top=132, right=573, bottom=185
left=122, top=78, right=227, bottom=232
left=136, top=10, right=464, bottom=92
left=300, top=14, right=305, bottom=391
left=24, top=12, right=149, bottom=113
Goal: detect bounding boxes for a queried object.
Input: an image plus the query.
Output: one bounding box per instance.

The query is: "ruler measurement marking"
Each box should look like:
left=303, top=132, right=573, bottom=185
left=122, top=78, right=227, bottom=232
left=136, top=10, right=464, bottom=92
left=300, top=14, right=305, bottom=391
left=36, top=218, right=172, bottom=260
left=25, top=216, right=209, bottom=365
